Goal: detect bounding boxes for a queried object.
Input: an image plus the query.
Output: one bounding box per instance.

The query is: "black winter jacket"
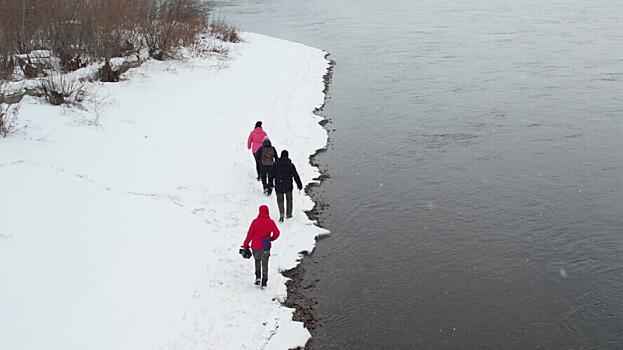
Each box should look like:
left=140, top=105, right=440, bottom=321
left=269, top=157, right=303, bottom=193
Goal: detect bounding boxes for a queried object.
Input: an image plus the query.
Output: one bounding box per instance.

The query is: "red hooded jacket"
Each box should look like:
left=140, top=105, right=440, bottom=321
left=243, top=205, right=280, bottom=251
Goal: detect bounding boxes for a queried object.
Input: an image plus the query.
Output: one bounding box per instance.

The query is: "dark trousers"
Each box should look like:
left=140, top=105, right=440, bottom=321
left=253, top=250, right=270, bottom=281
left=253, top=152, right=261, bottom=178
left=276, top=191, right=293, bottom=218
left=260, top=165, right=272, bottom=190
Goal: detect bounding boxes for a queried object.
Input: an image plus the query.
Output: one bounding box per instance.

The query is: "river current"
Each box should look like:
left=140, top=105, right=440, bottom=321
left=216, top=1, right=623, bottom=349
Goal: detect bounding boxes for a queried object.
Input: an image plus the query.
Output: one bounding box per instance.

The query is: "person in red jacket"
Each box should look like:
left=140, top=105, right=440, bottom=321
left=242, top=205, right=280, bottom=287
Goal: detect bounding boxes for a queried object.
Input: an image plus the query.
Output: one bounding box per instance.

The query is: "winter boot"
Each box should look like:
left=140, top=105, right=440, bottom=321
left=286, top=214, right=293, bottom=219
left=279, top=216, right=284, bottom=223
left=255, top=278, right=261, bottom=286
left=261, top=278, right=268, bottom=288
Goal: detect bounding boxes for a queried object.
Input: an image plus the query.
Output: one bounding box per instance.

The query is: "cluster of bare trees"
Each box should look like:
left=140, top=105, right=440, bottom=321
left=0, top=0, right=211, bottom=80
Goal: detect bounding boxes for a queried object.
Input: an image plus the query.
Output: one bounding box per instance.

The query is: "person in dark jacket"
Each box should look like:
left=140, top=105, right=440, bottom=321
left=242, top=205, right=280, bottom=287
left=255, top=138, right=278, bottom=195
left=269, top=150, right=303, bottom=222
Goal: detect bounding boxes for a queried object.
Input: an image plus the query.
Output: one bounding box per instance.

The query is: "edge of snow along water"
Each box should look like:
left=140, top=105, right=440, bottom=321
left=0, top=33, right=330, bottom=350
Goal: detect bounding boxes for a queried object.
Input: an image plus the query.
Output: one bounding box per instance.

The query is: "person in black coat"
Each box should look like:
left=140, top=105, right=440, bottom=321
left=269, top=150, right=303, bottom=222
left=255, top=138, right=278, bottom=195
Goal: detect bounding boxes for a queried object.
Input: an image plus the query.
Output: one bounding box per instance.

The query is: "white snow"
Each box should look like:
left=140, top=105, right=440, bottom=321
left=0, top=33, right=329, bottom=350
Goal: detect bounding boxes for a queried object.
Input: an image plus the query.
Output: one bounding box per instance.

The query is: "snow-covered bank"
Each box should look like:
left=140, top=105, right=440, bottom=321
left=0, top=33, right=329, bottom=350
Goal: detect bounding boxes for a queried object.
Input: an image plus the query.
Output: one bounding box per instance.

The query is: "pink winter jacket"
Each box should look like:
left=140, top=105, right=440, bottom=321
left=247, top=127, right=267, bottom=154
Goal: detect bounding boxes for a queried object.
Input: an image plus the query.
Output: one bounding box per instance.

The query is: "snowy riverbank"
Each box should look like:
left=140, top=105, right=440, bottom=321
left=0, top=33, right=329, bottom=350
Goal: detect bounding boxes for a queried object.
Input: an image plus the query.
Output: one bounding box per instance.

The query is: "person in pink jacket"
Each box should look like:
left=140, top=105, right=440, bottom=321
left=247, top=121, right=268, bottom=180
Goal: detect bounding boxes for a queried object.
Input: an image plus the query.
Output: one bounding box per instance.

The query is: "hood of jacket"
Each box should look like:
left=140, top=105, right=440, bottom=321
left=257, top=205, right=270, bottom=218
left=251, top=127, right=265, bottom=136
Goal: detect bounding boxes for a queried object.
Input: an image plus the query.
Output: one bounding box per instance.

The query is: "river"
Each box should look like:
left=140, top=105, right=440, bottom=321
left=215, top=1, right=623, bottom=348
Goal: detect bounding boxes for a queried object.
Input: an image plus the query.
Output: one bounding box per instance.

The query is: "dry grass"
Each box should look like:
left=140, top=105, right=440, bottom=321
left=210, top=17, right=241, bottom=44
left=40, top=74, right=88, bottom=106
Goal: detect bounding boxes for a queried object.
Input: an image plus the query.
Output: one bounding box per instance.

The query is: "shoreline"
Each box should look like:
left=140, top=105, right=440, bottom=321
left=282, top=55, right=335, bottom=349
left=0, top=33, right=332, bottom=350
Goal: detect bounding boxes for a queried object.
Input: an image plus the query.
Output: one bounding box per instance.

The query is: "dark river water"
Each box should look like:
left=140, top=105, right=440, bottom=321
left=216, top=1, right=623, bottom=348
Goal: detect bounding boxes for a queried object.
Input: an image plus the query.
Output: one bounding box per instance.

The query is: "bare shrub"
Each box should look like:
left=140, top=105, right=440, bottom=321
left=185, top=34, right=227, bottom=58
left=0, top=81, right=18, bottom=136
left=40, top=2, right=91, bottom=72
left=16, top=54, right=47, bottom=78
left=97, top=61, right=125, bottom=83
left=210, top=17, right=241, bottom=44
left=0, top=103, right=18, bottom=137
left=141, top=0, right=211, bottom=60
left=0, top=56, right=15, bottom=81
left=40, top=74, right=87, bottom=106
left=1, top=0, right=216, bottom=73
left=86, top=0, right=137, bottom=60
left=0, top=7, right=16, bottom=79
left=81, top=88, right=112, bottom=126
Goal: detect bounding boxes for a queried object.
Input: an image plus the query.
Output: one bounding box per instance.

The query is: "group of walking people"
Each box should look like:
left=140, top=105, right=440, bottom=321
left=240, top=121, right=303, bottom=288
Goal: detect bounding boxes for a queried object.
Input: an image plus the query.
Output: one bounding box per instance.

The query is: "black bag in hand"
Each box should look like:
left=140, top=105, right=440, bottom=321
left=239, top=247, right=252, bottom=259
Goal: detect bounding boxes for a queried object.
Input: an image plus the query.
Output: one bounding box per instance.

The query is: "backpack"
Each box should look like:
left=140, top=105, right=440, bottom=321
left=261, top=147, right=275, bottom=166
